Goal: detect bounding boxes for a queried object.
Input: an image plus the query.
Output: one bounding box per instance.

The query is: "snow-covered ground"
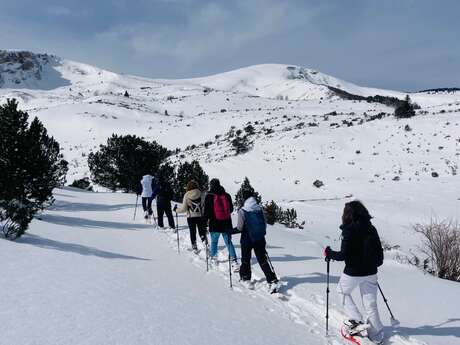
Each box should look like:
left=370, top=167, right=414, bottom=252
left=1, top=188, right=459, bottom=345
left=1, top=50, right=459, bottom=345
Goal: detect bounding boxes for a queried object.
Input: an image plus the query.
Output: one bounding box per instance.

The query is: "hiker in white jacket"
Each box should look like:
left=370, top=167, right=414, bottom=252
left=137, top=174, right=157, bottom=219
left=174, top=180, right=207, bottom=252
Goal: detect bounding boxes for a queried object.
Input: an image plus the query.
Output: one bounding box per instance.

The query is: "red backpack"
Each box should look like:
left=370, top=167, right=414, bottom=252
left=213, top=194, right=231, bottom=220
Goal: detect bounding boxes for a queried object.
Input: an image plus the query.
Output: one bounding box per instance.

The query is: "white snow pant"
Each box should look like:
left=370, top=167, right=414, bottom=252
left=337, top=273, right=384, bottom=341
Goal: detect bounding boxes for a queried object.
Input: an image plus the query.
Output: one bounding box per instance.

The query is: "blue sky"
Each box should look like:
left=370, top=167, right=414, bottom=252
left=1, top=0, right=458, bottom=91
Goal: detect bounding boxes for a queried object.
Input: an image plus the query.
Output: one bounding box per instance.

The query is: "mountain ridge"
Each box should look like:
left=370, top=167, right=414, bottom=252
left=0, top=50, right=401, bottom=100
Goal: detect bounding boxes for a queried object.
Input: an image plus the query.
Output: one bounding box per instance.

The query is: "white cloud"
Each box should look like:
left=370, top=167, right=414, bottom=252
left=46, top=6, right=89, bottom=17
left=95, top=0, right=315, bottom=63
left=47, top=6, right=73, bottom=16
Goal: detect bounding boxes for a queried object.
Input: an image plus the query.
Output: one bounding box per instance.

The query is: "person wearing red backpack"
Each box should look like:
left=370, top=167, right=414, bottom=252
left=204, top=178, right=238, bottom=271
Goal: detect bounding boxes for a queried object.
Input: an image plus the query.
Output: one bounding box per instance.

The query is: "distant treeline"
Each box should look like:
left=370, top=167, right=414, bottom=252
left=327, top=86, right=403, bottom=108
left=417, top=87, right=460, bottom=93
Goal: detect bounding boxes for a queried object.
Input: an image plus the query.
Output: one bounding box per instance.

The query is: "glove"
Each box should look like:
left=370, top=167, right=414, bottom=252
left=230, top=227, right=241, bottom=234
left=173, top=204, right=177, bottom=212
left=324, top=246, right=332, bottom=261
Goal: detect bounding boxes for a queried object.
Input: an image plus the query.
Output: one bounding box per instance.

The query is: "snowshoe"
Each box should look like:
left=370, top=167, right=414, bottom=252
left=343, top=319, right=370, bottom=336
left=341, top=325, right=380, bottom=345
left=200, top=236, right=208, bottom=245
left=191, top=244, right=199, bottom=254
left=210, top=257, right=218, bottom=268
left=341, top=327, right=361, bottom=345
left=231, top=260, right=240, bottom=273
left=268, top=280, right=281, bottom=294
left=241, top=279, right=255, bottom=290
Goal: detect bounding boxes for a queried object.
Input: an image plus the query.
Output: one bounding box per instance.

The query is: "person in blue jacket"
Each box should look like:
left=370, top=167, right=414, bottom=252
left=235, top=189, right=279, bottom=293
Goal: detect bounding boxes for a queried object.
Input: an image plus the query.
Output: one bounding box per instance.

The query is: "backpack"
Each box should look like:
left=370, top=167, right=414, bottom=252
left=213, top=194, right=231, bottom=221
left=244, top=210, right=266, bottom=242
left=189, top=197, right=203, bottom=216
left=363, top=229, right=384, bottom=268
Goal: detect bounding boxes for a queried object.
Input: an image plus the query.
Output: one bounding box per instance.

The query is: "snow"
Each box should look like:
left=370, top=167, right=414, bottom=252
left=1, top=188, right=459, bottom=345
left=1, top=51, right=459, bottom=345
left=0, top=188, right=315, bottom=345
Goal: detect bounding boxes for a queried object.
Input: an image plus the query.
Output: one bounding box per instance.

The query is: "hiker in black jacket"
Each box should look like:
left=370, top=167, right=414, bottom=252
left=156, top=178, right=175, bottom=229
left=324, top=200, right=384, bottom=344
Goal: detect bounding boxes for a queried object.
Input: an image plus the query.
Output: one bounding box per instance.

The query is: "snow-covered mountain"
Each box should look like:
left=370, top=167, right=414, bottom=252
left=1, top=49, right=458, bottom=183
left=0, top=50, right=402, bottom=98
left=184, top=63, right=405, bottom=99
left=0, top=50, right=458, bottom=210
left=0, top=50, right=70, bottom=89
left=1, top=50, right=460, bottom=345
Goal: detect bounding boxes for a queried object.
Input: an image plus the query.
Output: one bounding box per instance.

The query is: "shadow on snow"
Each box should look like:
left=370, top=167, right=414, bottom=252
left=49, top=200, right=134, bottom=212
left=268, top=254, right=319, bottom=263
left=38, top=214, right=152, bottom=231
left=281, top=272, right=340, bottom=292
left=17, top=234, right=151, bottom=261
left=386, top=319, right=460, bottom=339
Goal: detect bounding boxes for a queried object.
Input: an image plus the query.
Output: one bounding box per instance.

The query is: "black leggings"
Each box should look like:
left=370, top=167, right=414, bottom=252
left=240, top=237, right=277, bottom=283
left=187, top=217, right=208, bottom=245
left=141, top=197, right=153, bottom=214
left=157, top=201, right=175, bottom=228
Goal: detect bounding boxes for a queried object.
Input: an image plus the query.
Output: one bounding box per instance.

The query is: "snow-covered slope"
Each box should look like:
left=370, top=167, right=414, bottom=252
left=0, top=50, right=71, bottom=89
left=1, top=49, right=459, bottom=345
left=183, top=64, right=406, bottom=100
left=1, top=188, right=459, bottom=345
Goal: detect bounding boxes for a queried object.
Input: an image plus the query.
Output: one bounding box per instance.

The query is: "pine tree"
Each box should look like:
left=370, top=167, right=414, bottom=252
left=70, top=177, right=93, bottom=191
left=156, top=163, right=175, bottom=185
left=26, top=118, right=68, bottom=205
left=173, top=160, right=209, bottom=200
left=234, top=177, right=262, bottom=209
left=0, top=99, right=68, bottom=239
left=281, top=208, right=298, bottom=228
left=263, top=200, right=281, bottom=225
left=395, top=95, right=416, bottom=118
left=231, top=135, right=252, bottom=155
left=88, top=134, right=169, bottom=192
left=262, top=200, right=302, bottom=228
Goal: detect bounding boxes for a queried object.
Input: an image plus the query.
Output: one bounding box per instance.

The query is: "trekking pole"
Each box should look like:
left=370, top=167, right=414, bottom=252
left=133, top=195, right=139, bottom=221
left=229, top=251, right=233, bottom=289
left=228, top=232, right=233, bottom=289
left=152, top=208, right=158, bottom=229
left=378, top=283, right=396, bottom=320
left=326, top=258, right=330, bottom=336
left=265, top=250, right=277, bottom=277
left=175, top=210, right=180, bottom=254
left=206, top=232, right=209, bottom=272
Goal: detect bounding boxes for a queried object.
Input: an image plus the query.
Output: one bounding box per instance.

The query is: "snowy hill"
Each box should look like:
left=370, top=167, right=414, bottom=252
left=0, top=50, right=71, bottom=89
left=184, top=64, right=405, bottom=100
left=1, top=50, right=460, bottom=344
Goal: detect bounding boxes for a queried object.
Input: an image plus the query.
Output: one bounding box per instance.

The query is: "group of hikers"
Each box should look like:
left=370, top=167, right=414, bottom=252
left=137, top=174, right=386, bottom=345
left=137, top=175, right=280, bottom=291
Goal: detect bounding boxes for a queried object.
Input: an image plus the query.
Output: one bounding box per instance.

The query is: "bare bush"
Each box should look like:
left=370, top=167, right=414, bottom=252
left=414, top=219, right=460, bottom=282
